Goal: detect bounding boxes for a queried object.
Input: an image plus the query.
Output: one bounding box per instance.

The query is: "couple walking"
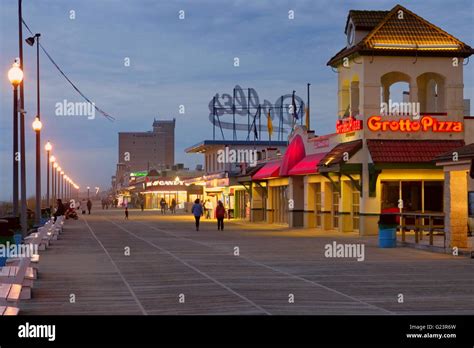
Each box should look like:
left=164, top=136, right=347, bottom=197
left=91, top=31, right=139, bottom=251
left=191, top=199, right=225, bottom=231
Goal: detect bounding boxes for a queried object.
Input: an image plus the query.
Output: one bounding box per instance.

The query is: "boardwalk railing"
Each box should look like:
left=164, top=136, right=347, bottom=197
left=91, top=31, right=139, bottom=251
left=382, top=212, right=445, bottom=247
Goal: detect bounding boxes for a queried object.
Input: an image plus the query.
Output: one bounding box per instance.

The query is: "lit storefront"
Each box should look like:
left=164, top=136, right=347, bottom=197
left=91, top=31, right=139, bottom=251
left=127, top=177, right=203, bottom=210
left=247, top=4, right=474, bottom=240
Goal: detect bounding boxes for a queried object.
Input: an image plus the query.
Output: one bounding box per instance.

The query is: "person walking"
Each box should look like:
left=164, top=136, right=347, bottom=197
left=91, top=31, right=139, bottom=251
left=140, top=200, right=144, bottom=211
left=87, top=199, right=92, bottom=215
left=191, top=199, right=203, bottom=231
left=216, top=200, right=226, bottom=231
left=160, top=198, right=166, bottom=215
left=171, top=198, right=177, bottom=214
left=81, top=199, right=87, bottom=215
left=125, top=207, right=129, bottom=220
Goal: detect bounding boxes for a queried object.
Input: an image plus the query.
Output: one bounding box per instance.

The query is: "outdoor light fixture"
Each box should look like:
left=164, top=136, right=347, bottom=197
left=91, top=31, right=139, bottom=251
left=8, top=61, right=24, bottom=86
left=53, top=163, right=58, bottom=168
left=50, top=155, right=56, bottom=163
left=45, top=141, right=52, bottom=152
left=32, top=116, right=42, bottom=131
left=8, top=60, right=23, bottom=217
left=372, top=43, right=459, bottom=50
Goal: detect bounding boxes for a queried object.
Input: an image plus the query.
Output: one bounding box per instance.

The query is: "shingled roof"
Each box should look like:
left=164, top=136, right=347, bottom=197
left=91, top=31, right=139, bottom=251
left=329, top=4, right=473, bottom=67
left=367, top=140, right=465, bottom=163
left=344, top=10, right=389, bottom=33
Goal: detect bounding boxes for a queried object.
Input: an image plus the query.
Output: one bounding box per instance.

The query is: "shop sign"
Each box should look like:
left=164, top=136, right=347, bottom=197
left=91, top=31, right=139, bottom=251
left=336, top=116, right=363, bottom=134
left=130, top=171, right=147, bottom=177
left=146, top=179, right=187, bottom=187
left=367, top=115, right=463, bottom=132
left=313, top=138, right=330, bottom=149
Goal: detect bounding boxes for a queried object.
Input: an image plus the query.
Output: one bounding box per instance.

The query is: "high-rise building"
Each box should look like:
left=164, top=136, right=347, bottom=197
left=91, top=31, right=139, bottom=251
left=118, top=119, right=175, bottom=173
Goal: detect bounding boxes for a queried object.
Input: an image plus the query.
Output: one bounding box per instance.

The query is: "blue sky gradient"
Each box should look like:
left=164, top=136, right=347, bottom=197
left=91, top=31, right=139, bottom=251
left=0, top=0, right=473, bottom=200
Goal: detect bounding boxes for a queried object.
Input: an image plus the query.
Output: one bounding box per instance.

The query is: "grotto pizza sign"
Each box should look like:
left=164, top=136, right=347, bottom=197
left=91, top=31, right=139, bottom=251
left=367, top=115, right=463, bottom=133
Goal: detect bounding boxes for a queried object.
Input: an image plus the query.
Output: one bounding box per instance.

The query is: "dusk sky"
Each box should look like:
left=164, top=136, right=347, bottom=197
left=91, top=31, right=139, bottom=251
left=1, top=0, right=473, bottom=200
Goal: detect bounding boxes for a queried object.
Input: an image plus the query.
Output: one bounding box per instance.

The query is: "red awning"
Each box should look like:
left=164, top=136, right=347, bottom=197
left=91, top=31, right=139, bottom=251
left=252, top=160, right=282, bottom=180
left=279, top=135, right=306, bottom=176
left=288, top=153, right=327, bottom=175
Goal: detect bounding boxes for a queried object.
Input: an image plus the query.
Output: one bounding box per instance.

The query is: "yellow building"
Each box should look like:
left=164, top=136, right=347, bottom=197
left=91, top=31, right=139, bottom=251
left=250, top=4, right=473, bottom=246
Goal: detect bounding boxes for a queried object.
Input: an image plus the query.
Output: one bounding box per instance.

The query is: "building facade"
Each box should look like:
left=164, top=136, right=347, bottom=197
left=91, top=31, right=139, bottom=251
left=246, top=4, right=473, bottom=251
left=118, top=119, right=175, bottom=172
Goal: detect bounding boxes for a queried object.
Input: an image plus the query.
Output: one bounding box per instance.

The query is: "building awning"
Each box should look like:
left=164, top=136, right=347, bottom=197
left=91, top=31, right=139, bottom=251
left=319, top=139, right=363, bottom=168
left=252, top=160, right=282, bottom=180
left=237, top=163, right=265, bottom=183
left=288, top=153, right=327, bottom=175
left=279, top=135, right=306, bottom=176
left=367, top=140, right=465, bottom=163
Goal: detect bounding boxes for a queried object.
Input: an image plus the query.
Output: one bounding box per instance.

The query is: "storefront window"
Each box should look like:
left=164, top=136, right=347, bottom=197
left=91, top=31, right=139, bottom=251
left=424, top=181, right=443, bottom=212
left=402, top=181, right=422, bottom=212
left=381, top=181, right=443, bottom=213
left=381, top=181, right=400, bottom=210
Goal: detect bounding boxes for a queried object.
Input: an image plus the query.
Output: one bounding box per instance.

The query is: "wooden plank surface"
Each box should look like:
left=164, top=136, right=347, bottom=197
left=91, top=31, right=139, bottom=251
left=18, top=209, right=474, bottom=315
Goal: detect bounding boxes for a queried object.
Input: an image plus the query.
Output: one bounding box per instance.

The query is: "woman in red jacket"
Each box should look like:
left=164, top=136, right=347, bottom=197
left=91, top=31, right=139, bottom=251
left=216, top=200, right=226, bottom=231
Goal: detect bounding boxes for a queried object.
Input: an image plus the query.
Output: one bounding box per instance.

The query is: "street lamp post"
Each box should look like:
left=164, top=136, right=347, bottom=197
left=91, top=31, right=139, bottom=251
left=49, top=155, right=55, bottom=207
left=87, top=186, right=90, bottom=200
left=53, top=162, right=58, bottom=203
left=18, top=0, right=28, bottom=236
left=45, top=142, right=52, bottom=209
left=57, top=167, right=62, bottom=200
left=32, top=117, right=42, bottom=224
left=27, top=33, right=42, bottom=225
left=64, top=175, right=68, bottom=202
left=8, top=61, right=23, bottom=216
left=61, top=171, right=64, bottom=201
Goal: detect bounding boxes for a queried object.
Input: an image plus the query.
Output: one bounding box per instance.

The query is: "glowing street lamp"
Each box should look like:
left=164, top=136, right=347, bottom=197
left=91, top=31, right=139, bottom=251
left=31, top=117, right=43, bottom=223
left=8, top=60, right=23, bottom=216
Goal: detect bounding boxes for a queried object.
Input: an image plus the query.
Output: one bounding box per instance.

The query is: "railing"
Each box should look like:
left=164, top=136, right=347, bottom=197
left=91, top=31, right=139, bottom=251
left=382, top=212, right=445, bottom=247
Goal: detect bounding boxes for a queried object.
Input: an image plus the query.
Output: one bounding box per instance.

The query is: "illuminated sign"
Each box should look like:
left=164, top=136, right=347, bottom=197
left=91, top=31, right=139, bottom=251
left=130, top=171, right=147, bottom=177
left=367, top=115, right=463, bottom=133
left=336, top=116, right=363, bottom=134
left=146, top=179, right=187, bottom=187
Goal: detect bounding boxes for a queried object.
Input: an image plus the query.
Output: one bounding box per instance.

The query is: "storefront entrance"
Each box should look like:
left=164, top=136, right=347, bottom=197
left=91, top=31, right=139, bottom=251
left=314, top=183, right=322, bottom=228
left=272, top=186, right=288, bottom=224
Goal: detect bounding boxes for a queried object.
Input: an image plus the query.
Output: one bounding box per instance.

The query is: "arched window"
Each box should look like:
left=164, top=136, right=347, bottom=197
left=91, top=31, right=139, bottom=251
left=380, top=72, right=411, bottom=116
left=417, top=73, right=445, bottom=114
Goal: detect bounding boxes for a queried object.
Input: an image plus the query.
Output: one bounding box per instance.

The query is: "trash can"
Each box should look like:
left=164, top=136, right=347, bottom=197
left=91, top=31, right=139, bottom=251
left=378, top=214, right=397, bottom=248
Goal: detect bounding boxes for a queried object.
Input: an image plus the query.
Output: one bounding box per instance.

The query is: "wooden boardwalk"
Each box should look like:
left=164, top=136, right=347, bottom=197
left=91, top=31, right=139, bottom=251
left=19, top=209, right=474, bottom=315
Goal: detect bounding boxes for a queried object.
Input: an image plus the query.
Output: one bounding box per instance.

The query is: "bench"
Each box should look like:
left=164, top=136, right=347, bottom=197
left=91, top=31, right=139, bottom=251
left=0, top=257, right=33, bottom=299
